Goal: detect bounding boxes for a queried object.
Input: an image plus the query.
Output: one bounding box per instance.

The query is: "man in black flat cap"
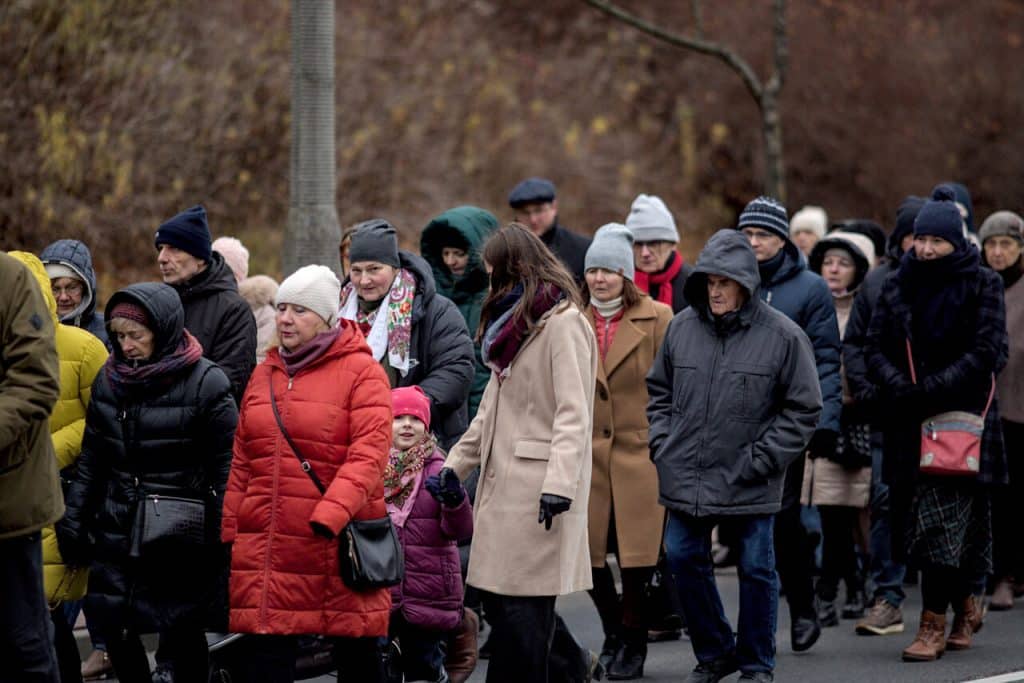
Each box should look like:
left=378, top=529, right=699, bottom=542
left=508, top=177, right=592, bottom=284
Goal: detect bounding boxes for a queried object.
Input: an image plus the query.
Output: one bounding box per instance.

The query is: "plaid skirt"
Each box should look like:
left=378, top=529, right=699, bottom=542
left=907, top=478, right=992, bottom=574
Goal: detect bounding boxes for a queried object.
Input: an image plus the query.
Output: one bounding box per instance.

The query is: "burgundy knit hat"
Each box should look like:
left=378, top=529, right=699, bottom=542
left=109, top=301, right=151, bottom=328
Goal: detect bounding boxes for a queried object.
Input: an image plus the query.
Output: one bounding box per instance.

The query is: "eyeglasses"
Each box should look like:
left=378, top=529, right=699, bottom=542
left=52, top=283, right=84, bottom=297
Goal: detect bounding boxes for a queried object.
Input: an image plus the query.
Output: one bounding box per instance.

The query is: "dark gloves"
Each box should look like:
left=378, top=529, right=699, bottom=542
left=806, top=429, right=839, bottom=460
left=537, top=494, right=572, bottom=531
left=55, top=525, right=90, bottom=568
left=425, top=467, right=466, bottom=508
left=310, top=521, right=335, bottom=539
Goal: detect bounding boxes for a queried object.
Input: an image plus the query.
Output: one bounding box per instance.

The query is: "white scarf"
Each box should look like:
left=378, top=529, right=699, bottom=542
left=591, top=295, right=624, bottom=319
left=337, top=272, right=412, bottom=377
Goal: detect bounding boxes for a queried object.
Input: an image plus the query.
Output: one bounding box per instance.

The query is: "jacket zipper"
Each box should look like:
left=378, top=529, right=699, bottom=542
left=696, top=337, right=724, bottom=515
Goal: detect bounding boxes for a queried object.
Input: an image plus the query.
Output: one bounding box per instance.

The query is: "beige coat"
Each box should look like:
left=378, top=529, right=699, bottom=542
left=586, top=297, right=672, bottom=568
left=446, top=302, right=597, bottom=596
left=802, top=289, right=871, bottom=507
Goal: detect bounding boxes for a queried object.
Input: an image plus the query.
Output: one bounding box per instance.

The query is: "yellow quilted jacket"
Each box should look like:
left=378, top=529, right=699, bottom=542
left=9, top=252, right=108, bottom=604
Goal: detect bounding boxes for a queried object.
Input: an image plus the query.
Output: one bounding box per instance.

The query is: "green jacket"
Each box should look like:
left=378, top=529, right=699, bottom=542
left=420, top=206, right=498, bottom=420
left=0, top=251, right=62, bottom=540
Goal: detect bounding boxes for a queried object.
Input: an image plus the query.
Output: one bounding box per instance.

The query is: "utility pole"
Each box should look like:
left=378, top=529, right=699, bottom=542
left=284, top=0, right=341, bottom=277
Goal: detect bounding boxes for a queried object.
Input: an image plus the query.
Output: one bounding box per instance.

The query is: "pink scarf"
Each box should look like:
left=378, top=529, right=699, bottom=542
left=384, top=435, right=438, bottom=528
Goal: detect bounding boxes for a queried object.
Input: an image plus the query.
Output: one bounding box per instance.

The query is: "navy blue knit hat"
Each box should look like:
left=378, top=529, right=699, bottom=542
left=508, top=177, right=557, bottom=208
left=913, top=185, right=966, bottom=250
left=154, top=205, right=212, bottom=261
left=737, top=196, right=789, bottom=241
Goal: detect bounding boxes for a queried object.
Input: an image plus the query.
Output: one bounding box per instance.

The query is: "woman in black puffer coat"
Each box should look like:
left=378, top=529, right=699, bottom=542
left=57, top=282, right=238, bottom=682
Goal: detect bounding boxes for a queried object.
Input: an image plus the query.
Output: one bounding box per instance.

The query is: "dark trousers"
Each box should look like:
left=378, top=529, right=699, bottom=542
left=665, top=512, right=777, bottom=675
left=51, top=608, right=82, bottom=683
left=102, top=624, right=207, bottom=682
left=817, top=506, right=864, bottom=602
left=479, top=592, right=588, bottom=683
left=238, top=634, right=384, bottom=683
left=390, top=613, right=447, bottom=681
left=774, top=456, right=817, bottom=619
left=868, top=444, right=906, bottom=606
left=921, top=563, right=973, bottom=613
left=0, top=532, right=59, bottom=683
left=993, top=419, right=1024, bottom=581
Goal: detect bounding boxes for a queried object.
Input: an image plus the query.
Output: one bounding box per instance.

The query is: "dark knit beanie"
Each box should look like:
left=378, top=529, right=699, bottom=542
left=893, top=195, right=926, bottom=248
left=109, top=301, right=151, bottom=328
left=914, top=185, right=966, bottom=249
left=508, top=178, right=557, bottom=208
left=154, top=205, right=212, bottom=261
left=349, top=219, right=401, bottom=268
left=737, top=196, right=789, bottom=241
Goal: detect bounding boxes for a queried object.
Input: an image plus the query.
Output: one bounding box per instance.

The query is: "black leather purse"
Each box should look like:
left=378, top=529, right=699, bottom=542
left=270, top=383, right=403, bottom=590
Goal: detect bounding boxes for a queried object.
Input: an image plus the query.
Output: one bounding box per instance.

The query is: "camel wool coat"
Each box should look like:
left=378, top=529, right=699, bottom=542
left=446, top=301, right=597, bottom=597
left=586, top=297, right=673, bottom=568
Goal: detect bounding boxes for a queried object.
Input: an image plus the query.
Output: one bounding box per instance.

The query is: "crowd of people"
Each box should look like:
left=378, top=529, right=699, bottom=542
left=1, top=176, right=1021, bottom=683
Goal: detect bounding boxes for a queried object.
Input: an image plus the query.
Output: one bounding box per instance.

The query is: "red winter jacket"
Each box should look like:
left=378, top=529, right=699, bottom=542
left=223, top=322, right=393, bottom=637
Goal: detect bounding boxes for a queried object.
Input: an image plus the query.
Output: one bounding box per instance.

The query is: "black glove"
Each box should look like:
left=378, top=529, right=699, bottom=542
left=425, top=467, right=466, bottom=507
left=806, top=429, right=839, bottom=460
left=55, top=526, right=90, bottom=568
left=537, top=494, right=572, bottom=531
left=310, top=521, right=335, bottom=539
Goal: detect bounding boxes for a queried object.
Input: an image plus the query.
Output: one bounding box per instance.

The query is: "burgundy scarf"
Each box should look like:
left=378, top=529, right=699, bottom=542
left=482, top=283, right=563, bottom=376
left=634, top=251, right=683, bottom=307
left=105, top=330, right=204, bottom=397
left=279, top=327, right=342, bottom=376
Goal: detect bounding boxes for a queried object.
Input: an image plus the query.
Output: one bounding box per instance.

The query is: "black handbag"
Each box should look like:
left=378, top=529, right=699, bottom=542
left=832, top=418, right=872, bottom=470
left=270, top=383, right=403, bottom=591
left=129, top=493, right=208, bottom=557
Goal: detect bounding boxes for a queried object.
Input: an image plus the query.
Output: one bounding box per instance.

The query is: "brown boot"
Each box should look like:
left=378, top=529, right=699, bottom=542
left=902, top=610, right=947, bottom=661
left=446, top=609, right=480, bottom=683
left=947, top=595, right=984, bottom=650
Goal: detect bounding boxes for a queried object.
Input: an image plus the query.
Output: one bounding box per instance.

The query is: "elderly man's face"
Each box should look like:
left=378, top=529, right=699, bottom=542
left=707, top=274, right=745, bottom=315
left=514, top=200, right=558, bottom=237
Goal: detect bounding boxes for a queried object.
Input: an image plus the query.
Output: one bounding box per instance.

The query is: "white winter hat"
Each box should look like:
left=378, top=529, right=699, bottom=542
left=625, top=194, right=679, bottom=244
left=275, top=265, right=340, bottom=326
left=790, top=205, right=828, bottom=239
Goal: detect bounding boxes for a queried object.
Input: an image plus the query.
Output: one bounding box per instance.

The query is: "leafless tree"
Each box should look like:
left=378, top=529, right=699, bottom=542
left=582, top=0, right=789, bottom=201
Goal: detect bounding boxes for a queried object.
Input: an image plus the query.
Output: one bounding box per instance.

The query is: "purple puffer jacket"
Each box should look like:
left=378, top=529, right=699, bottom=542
left=391, top=452, right=473, bottom=631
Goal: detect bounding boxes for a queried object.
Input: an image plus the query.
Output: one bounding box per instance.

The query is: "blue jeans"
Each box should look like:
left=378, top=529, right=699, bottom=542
left=665, top=511, right=777, bottom=675
left=869, top=445, right=906, bottom=607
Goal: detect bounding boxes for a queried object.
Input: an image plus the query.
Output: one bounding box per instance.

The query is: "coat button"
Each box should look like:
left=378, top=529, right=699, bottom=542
left=602, top=428, right=611, bottom=438
left=599, top=388, right=608, bottom=401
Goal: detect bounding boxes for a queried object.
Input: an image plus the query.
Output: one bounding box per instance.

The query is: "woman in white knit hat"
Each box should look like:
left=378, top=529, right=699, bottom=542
left=223, top=264, right=394, bottom=682
left=790, top=205, right=828, bottom=258
left=582, top=224, right=674, bottom=679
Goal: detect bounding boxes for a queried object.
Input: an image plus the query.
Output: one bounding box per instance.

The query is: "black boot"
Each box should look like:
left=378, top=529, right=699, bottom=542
left=607, top=628, right=646, bottom=680
left=598, top=632, right=622, bottom=672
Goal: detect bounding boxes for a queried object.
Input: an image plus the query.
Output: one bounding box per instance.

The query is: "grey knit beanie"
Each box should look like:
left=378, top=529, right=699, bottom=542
left=349, top=219, right=400, bottom=268
left=585, top=223, right=635, bottom=281
left=737, top=196, right=789, bottom=240
left=978, top=210, right=1024, bottom=246
left=276, top=264, right=341, bottom=326
left=625, top=194, right=679, bottom=244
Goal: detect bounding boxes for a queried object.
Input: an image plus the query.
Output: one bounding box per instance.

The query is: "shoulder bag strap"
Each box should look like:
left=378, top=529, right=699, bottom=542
left=269, top=380, right=327, bottom=495
left=905, top=338, right=918, bottom=385
left=908, top=338, right=997, bottom=418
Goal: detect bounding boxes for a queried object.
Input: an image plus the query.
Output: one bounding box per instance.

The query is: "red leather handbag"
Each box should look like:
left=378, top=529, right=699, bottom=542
left=906, top=340, right=995, bottom=477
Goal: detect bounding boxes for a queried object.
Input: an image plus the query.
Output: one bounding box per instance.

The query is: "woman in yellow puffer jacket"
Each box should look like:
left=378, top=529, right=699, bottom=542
left=10, top=251, right=107, bottom=683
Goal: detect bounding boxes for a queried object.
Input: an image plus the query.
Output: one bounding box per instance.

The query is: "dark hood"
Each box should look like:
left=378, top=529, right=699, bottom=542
left=172, top=251, right=237, bottom=302
left=420, top=206, right=498, bottom=299
left=947, top=182, right=975, bottom=233
left=40, top=238, right=100, bottom=325
left=889, top=195, right=926, bottom=260
left=104, top=282, right=185, bottom=362
left=684, top=230, right=761, bottom=316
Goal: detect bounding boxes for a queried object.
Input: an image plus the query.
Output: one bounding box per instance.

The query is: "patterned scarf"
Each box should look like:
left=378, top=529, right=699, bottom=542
left=481, top=282, right=563, bottom=377
left=634, top=250, right=683, bottom=307
left=104, top=330, right=204, bottom=398
left=384, top=434, right=438, bottom=528
left=338, top=269, right=416, bottom=378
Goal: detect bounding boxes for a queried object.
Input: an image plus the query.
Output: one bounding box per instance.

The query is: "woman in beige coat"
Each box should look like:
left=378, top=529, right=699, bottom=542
left=441, top=224, right=597, bottom=683
left=801, top=231, right=877, bottom=625
left=581, top=225, right=672, bottom=679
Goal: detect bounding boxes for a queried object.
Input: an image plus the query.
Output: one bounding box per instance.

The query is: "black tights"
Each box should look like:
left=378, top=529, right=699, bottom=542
left=921, top=563, right=973, bottom=614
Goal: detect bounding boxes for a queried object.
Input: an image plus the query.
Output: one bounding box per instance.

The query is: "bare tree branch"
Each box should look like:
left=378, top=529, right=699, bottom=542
left=765, top=0, right=788, bottom=95
left=581, top=0, right=763, bottom=101
left=691, top=0, right=704, bottom=41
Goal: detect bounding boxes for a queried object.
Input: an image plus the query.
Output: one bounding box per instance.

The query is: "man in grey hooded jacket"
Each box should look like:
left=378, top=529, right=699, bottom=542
left=647, top=230, right=821, bottom=683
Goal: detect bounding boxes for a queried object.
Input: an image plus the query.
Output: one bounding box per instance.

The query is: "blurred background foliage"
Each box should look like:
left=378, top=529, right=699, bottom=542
left=2, top=0, right=1023, bottom=296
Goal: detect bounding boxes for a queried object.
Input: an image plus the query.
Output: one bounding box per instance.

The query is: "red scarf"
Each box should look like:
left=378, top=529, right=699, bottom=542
left=634, top=251, right=683, bottom=307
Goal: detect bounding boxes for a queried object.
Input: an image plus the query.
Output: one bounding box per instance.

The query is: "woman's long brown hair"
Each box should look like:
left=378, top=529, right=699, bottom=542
left=478, top=223, right=583, bottom=339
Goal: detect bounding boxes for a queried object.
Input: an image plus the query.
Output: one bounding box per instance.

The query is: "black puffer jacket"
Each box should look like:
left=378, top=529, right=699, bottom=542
left=396, top=252, right=475, bottom=450
left=646, top=231, right=822, bottom=517
left=171, top=251, right=256, bottom=404
left=58, top=283, right=238, bottom=632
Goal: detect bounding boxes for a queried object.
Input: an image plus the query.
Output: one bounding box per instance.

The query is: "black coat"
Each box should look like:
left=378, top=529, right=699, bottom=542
left=58, top=283, right=238, bottom=632
left=541, top=221, right=592, bottom=284
left=171, top=252, right=256, bottom=405
left=395, top=252, right=476, bottom=451
left=843, top=260, right=896, bottom=412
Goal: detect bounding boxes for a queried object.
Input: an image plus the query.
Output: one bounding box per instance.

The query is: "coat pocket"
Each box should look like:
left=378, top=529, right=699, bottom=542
left=727, top=362, right=774, bottom=423
left=513, top=440, right=551, bottom=461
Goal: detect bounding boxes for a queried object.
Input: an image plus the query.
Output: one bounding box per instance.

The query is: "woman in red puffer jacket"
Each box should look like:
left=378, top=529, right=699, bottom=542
left=222, top=264, right=393, bottom=683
